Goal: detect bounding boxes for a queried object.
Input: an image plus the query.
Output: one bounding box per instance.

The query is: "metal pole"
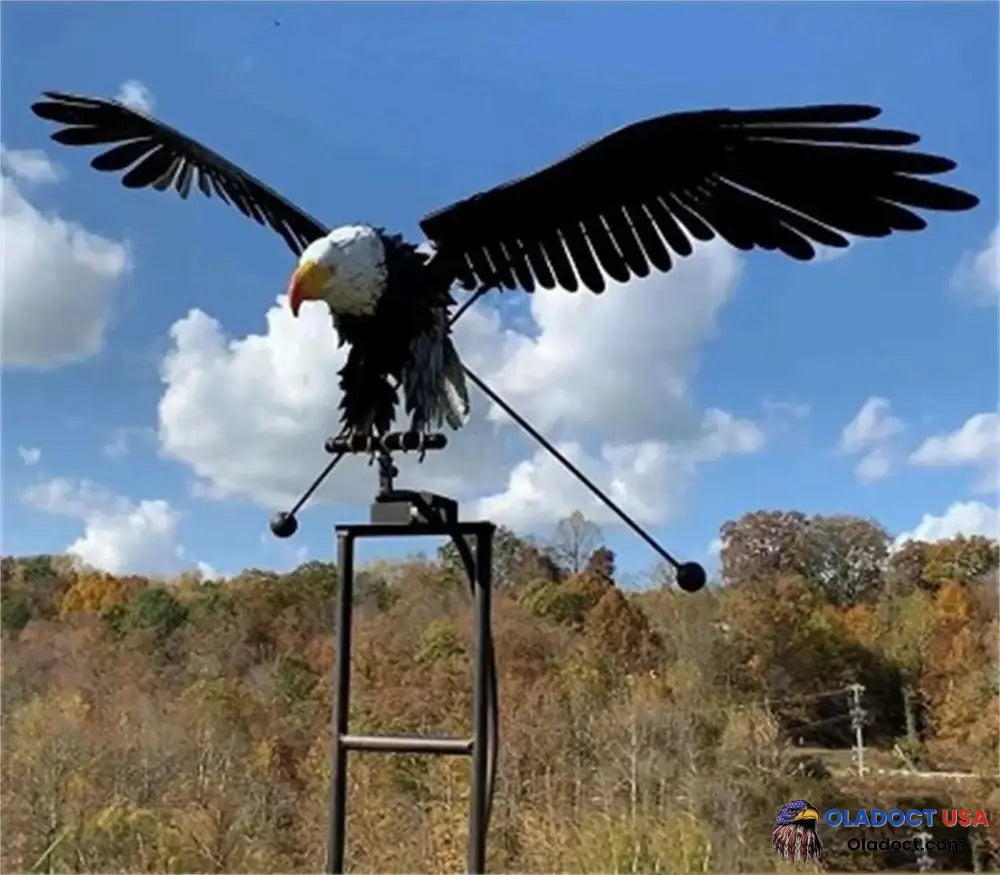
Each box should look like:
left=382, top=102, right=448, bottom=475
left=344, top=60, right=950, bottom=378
left=466, top=525, right=493, bottom=874
left=327, top=531, right=355, bottom=874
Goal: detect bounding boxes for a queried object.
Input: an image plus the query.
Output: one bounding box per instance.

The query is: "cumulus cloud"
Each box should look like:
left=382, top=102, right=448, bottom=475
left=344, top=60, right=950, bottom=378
left=17, top=446, right=41, bottom=466
left=895, top=500, right=998, bottom=546
left=1, top=145, right=132, bottom=368
left=0, top=145, right=64, bottom=184
left=950, top=224, right=999, bottom=306
left=115, top=79, right=155, bottom=114
left=157, top=240, right=765, bottom=530
left=853, top=447, right=893, bottom=484
left=22, top=477, right=203, bottom=576
left=839, top=396, right=906, bottom=483
left=909, top=411, right=999, bottom=494
left=475, top=410, right=763, bottom=527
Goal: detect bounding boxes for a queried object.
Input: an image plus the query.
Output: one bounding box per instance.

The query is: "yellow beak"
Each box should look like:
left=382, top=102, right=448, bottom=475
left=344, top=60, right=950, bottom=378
left=287, top=261, right=332, bottom=317
left=792, top=806, right=821, bottom=823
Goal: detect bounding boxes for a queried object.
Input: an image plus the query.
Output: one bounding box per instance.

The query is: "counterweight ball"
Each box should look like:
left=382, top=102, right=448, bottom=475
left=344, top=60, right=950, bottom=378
left=676, top=561, right=707, bottom=592
left=270, top=511, right=298, bottom=539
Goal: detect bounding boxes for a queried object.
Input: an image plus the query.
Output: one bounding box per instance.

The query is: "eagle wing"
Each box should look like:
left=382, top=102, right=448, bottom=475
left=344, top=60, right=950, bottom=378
left=30, top=91, right=329, bottom=256
left=419, top=104, right=979, bottom=293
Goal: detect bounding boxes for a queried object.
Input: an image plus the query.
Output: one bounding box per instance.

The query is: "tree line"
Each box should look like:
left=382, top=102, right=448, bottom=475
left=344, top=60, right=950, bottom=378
left=2, top=509, right=997, bottom=872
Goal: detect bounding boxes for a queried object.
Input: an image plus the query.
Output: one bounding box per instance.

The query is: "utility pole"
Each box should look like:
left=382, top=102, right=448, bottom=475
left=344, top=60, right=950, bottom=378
left=847, top=683, right=866, bottom=777
left=914, top=830, right=933, bottom=871
left=902, top=683, right=918, bottom=746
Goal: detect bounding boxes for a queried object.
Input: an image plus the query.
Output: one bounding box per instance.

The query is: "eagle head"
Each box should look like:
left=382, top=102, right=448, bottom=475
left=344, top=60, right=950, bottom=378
left=772, top=800, right=823, bottom=862
left=287, top=225, right=387, bottom=318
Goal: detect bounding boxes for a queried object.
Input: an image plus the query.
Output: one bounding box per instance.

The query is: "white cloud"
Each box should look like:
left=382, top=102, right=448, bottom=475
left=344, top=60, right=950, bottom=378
left=853, top=447, right=893, bottom=485
left=840, top=397, right=905, bottom=453
left=950, top=224, right=999, bottom=306
left=17, top=446, right=41, bottom=466
left=895, top=501, right=999, bottom=546
left=909, top=411, right=999, bottom=494
left=22, top=477, right=202, bottom=577
left=157, top=240, right=764, bottom=530
left=1, top=146, right=132, bottom=368
left=839, top=397, right=906, bottom=483
left=0, top=146, right=64, bottom=184
left=475, top=410, right=762, bottom=527
left=115, top=79, right=155, bottom=114
left=485, top=241, right=743, bottom=442
left=196, top=560, right=222, bottom=580
left=157, top=295, right=519, bottom=509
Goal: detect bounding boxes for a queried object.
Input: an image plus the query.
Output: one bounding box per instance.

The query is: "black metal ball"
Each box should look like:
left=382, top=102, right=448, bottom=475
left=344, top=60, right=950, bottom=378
left=270, top=512, right=298, bottom=539
left=676, top=561, right=707, bottom=592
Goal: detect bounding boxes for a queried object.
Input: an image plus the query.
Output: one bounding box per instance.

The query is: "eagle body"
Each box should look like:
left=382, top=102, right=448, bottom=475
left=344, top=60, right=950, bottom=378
left=300, top=225, right=468, bottom=436
left=28, top=91, right=979, bottom=443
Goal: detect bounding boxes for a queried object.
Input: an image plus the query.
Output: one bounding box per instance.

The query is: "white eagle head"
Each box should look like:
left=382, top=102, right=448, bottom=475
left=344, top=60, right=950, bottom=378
left=286, top=224, right=387, bottom=318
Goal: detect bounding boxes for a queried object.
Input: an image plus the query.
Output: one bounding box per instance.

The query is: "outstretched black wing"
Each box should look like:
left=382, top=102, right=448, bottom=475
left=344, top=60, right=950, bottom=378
left=420, top=104, right=979, bottom=293
left=30, top=91, right=329, bottom=256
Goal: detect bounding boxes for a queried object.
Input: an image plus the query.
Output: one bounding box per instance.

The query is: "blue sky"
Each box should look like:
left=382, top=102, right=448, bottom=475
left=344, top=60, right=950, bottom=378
left=2, top=1, right=997, bottom=582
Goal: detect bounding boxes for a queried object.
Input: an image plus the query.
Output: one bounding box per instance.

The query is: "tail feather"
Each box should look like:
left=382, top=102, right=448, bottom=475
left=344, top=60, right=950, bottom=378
left=402, top=312, right=470, bottom=432
left=441, top=336, right=470, bottom=429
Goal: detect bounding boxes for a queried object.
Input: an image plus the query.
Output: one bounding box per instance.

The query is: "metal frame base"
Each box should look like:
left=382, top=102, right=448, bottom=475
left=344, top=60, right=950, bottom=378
left=326, top=510, right=494, bottom=874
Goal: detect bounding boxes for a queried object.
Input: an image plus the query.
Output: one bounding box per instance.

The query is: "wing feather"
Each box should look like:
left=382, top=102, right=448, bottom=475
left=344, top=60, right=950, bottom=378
left=30, top=91, right=328, bottom=256
left=421, top=104, right=979, bottom=293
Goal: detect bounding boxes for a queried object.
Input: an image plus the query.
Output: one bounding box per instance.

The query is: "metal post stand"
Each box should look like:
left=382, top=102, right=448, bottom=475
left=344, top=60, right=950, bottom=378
left=324, top=439, right=495, bottom=874
left=269, top=426, right=706, bottom=873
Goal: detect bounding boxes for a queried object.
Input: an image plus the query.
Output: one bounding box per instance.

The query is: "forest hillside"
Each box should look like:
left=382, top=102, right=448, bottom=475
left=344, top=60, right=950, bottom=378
left=2, top=509, right=998, bottom=873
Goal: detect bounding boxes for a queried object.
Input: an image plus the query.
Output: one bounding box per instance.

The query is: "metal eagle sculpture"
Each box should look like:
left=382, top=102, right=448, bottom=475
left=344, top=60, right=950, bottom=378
left=31, top=93, right=978, bottom=442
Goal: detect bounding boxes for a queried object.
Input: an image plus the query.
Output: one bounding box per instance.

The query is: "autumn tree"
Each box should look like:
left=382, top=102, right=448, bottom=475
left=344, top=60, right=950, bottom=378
left=888, top=535, right=998, bottom=594
left=922, top=535, right=998, bottom=588
left=549, top=510, right=604, bottom=574
left=1, top=554, right=76, bottom=635
left=104, top=585, right=188, bottom=641
left=719, top=510, right=815, bottom=587
left=719, top=510, right=889, bottom=604
left=517, top=548, right=618, bottom=628
left=437, top=525, right=554, bottom=589
left=920, top=580, right=999, bottom=771
left=807, top=514, right=890, bottom=605
left=59, top=569, right=144, bottom=615
left=886, top=539, right=932, bottom=595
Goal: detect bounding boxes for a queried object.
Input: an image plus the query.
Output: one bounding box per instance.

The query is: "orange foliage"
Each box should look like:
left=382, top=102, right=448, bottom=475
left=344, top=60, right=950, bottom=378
left=59, top=570, right=144, bottom=615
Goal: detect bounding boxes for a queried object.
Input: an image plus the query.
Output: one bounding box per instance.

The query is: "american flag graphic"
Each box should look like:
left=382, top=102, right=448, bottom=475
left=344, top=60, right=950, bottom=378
left=772, top=823, right=824, bottom=862
left=772, top=799, right=824, bottom=863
